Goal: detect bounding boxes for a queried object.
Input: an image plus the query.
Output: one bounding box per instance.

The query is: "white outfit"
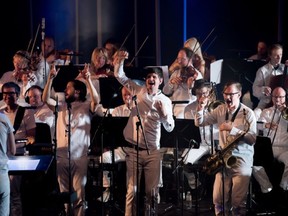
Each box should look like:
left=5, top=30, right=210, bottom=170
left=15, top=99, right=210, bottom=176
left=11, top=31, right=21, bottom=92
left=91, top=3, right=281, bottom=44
left=56, top=100, right=92, bottom=216
left=163, top=68, right=202, bottom=118
left=252, top=62, right=284, bottom=109
left=254, top=106, right=288, bottom=191
left=33, top=103, right=55, bottom=142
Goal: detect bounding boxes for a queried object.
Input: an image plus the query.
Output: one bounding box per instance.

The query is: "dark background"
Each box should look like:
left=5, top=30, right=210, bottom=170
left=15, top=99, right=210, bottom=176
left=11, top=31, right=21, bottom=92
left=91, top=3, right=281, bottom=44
left=1, top=0, right=287, bottom=75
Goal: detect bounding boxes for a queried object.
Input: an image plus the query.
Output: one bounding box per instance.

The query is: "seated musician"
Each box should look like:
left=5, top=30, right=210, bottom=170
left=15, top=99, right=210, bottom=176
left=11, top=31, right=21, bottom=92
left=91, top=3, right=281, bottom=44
left=253, top=87, right=288, bottom=203
left=183, top=79, right=220, bottom=192
left=0, top=50, right=37, bottom=106
left=252, top=43, right=288, bottom=119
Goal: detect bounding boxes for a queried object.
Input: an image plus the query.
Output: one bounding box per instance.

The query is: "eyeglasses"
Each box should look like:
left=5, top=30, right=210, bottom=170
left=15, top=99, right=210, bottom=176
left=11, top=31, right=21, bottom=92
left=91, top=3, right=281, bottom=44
left=272, top=95, right=285, bottom=99
left=223, top=92, right=239, bottom=97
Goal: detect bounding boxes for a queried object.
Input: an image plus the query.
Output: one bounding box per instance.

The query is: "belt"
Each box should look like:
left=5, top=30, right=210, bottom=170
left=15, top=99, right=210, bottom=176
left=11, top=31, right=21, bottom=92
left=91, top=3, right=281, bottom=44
left=126, top=142, right=148, bottom=151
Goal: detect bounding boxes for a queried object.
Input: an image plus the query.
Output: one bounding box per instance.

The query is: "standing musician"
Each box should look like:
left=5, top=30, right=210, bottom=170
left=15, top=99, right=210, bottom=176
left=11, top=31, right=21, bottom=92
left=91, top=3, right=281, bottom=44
left=252, top=43, right=288, bottom=116
left=113, top=50, right=175, bottom=216
left=42, top=63, right=100, bottom=216
left=195, top=81, right=257, bottom=216
left=253, top=87, right=288, bottom=198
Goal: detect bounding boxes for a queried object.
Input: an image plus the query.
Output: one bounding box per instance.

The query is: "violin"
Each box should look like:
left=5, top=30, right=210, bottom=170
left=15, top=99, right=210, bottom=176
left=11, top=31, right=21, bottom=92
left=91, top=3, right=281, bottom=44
left=12, top=68, right=36, bottom=83
left=180, top=65, right=197, bottom=83
left=269, top=65, right=288, bottom=91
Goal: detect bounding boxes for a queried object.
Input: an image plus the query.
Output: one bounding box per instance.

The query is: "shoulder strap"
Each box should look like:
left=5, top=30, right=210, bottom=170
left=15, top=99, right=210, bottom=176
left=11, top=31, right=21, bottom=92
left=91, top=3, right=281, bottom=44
left=13, top=106, right=26, bottom=134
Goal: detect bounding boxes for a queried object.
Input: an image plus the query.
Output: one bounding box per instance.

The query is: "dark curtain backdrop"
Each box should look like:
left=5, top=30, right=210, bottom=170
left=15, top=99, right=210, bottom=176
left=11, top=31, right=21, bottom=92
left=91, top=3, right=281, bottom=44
left=1, top=0, right=287, bottom=75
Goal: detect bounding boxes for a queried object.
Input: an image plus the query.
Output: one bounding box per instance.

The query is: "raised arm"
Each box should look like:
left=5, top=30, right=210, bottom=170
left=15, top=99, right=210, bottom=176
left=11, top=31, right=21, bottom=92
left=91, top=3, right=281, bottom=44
left=42, top=64, right=60, bottom=110
left=78, top=63, right=100, bottom=112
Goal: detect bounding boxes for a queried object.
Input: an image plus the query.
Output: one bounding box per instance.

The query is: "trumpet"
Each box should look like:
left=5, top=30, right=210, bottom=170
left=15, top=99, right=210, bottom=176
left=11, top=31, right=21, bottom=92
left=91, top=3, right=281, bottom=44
left=207, top=100, right=225, bottom=112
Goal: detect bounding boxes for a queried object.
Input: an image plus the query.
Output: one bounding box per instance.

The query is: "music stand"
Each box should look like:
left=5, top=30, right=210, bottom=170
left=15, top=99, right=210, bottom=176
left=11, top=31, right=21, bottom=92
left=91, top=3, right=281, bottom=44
left=160, top=119, right=201, bottom=214
left=99, top=77, right=124, bottom=109
left=90, top=116, right=129, bottom=214
left=8, top=155, right=54, bottom=175
left=211, top=59, right=266, bottom=108
left=53, top=65, right=84, bottom=92
left=160, top=119, right=201, bottom=148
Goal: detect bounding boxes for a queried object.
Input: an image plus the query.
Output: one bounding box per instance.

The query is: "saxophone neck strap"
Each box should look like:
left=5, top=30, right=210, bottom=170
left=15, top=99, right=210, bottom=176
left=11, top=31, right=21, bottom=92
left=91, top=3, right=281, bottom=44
left=225, top=103, right=241, bottom=123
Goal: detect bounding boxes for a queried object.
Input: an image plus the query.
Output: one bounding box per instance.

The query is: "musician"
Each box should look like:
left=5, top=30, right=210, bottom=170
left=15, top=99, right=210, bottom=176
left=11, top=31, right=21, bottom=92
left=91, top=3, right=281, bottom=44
left=113, top=51, right=175, bottom=216
left=248, top=40, right=269, bottom=62
left=35, top=36, right=68, bottom=89
left=252, top=43, right=287, bottom=113
left=103, top=37, right=120, bottom=66
left=253, top=87, right=288, bottom=197
left=195, top=81, right=257, bottom=216
left=0, top=82, right=36, bottom=216
left=169, top=37, right=206, bottom=77
left=95, top=86, right=132, bottom=202
left=42, top=63, right=99, bottom=216
left=163, top=47, right=202, bottom=118
left=25, top=85, right=55, bottom=142
left=90, top=47, right=113, bottom=78
left=0, top=50, right=37, bottom=106
left=183, top=79, right=219, bottom=191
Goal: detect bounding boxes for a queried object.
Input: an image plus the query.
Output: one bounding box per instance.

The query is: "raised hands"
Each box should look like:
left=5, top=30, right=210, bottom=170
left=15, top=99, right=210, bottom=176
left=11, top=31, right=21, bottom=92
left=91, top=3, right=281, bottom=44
left=113, top=50, right=129, bottom=65
left=79, top=63, right=91, bottom=80
left=49, top=63, right=60, bottom=79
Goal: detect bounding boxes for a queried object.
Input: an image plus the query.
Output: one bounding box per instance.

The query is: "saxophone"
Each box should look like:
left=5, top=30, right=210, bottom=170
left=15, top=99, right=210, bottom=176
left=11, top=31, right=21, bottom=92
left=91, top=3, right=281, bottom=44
left=202, top=131, right=246, bottom=175
left=203, top=109, right=250, bottom=175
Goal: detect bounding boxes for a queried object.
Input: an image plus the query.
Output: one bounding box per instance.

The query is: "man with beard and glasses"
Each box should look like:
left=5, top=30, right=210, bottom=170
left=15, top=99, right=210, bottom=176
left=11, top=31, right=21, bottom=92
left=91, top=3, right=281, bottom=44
left=195, top=81, right=257, bottom=216
left=113, top=51, right=175, bottom=216
left=42, top=63, right=100, bottom=216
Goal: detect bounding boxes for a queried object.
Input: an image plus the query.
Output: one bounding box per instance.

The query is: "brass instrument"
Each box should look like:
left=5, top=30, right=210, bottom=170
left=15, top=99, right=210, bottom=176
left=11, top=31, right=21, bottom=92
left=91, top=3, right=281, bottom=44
left=207, top=100, right=225, bottom=112
left=202, top=131, right=246, bottom=175
left=281, top=107, right=288, bottom=120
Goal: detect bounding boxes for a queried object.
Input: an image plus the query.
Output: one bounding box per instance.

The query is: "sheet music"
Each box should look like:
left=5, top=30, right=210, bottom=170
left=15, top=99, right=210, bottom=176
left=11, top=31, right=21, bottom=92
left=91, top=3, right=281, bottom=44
left=8, top=159, right=40, bottom=171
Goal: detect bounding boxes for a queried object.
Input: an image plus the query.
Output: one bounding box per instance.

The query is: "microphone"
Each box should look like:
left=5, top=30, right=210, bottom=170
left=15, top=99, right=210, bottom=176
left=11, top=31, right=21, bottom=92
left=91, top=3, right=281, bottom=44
left=190, top=139, right=200, bottom=149
left=111, top=93, right=118, bottom=98
left=172, top=100, right=189, bottom=104
left=132, top=95, right=137, bottom=101
left=41, top=18, right=45, bottom=40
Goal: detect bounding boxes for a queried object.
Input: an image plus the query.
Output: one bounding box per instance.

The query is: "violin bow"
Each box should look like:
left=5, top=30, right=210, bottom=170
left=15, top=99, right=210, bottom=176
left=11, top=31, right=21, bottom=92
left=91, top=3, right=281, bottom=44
left=192, top=27, right=216, bottom=55
left=29, top=23, right=41, bottom=56
left=119, top=24, right=135, bottom=51
left=128, top=35, right=149, bottom=67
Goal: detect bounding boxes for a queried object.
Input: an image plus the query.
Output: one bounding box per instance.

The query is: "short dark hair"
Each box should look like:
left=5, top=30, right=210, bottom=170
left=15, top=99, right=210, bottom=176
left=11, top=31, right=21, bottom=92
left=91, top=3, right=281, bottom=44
left=223, top=81, right=242, bottom=93
left=2, top=82, right=20, bottom=96
left=143, top=66, right=163, bottom=79
left=192, top=79, right=211, bottom=95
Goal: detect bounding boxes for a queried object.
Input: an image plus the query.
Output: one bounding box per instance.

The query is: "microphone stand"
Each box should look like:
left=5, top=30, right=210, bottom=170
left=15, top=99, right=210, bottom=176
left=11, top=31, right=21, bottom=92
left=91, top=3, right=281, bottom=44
left=132, top=95, right=149, bottom=216
left=90, top=98, right=117, bottom=215
left=66, top=102, right=76, bottom=216
left=41, top=17, right=48, bottom=85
